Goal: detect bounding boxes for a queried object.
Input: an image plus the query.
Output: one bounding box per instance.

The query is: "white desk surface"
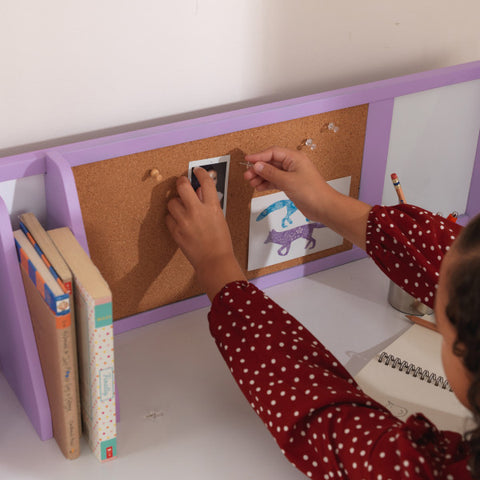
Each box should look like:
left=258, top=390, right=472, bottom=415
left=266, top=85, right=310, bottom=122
left=0, top=257, right=413, bottom=479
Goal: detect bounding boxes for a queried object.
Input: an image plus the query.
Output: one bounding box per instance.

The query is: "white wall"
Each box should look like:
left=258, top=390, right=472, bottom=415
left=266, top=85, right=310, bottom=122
left=1, top=0, right=479, bottom=154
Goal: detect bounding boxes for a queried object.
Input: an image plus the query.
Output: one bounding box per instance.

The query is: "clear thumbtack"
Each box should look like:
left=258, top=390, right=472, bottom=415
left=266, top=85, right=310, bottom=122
left=328, top=122, right=339, bottom=133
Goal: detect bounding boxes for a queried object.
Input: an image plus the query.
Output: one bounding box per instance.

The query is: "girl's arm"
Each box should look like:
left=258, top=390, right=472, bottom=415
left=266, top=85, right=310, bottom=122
left=208, top=281, right=468, bottom=479
left=166, top=159, right=468, bottom=479
left=244, top=147, right=463, bottom=307
left=366, top=204, right=462, bottom=308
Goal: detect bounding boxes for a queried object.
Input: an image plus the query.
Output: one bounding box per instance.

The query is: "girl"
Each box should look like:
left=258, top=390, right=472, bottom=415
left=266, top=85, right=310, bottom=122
left=166, top=146, right=480, bottom=479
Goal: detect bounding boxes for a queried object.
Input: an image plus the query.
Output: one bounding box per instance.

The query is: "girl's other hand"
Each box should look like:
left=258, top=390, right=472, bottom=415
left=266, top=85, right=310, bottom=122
left=166, top=167, right=245, bottom=300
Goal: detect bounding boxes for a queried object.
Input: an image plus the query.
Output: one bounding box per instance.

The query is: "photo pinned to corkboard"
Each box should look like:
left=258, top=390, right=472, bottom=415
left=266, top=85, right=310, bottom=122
left=188, top=155, right=230, bottom=215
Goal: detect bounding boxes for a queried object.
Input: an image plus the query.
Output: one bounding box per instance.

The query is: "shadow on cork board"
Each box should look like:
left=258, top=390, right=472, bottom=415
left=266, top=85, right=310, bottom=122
left=72, top=104, right=368, bottom=320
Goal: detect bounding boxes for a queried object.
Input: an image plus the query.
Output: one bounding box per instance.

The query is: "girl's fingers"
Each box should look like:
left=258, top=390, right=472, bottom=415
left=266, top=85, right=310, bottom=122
left=167, top=196, right=187, bottom=223
left=165, top=212, right=177, bottom=235
left=243, top=170, right=274, bottom=191
left=245, top=146, right=290, bottom=167
left=175, top=176, right=200, bottom=210
left=192, top=167, right=220, bottom=205
left=254, top=182, right=274, bottom=192
left=245, top=148, right=277, bottom=164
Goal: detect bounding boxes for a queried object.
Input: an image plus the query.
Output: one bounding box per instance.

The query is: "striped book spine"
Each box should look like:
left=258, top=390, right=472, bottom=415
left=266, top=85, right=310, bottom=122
left=14, top=236, right=70, bottom=317
left=18, top=220, right=71, bottom=295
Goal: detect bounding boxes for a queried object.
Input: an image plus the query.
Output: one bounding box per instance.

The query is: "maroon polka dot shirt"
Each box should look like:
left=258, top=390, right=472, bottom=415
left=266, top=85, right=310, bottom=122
left=208, top=205, right=471, bottom=479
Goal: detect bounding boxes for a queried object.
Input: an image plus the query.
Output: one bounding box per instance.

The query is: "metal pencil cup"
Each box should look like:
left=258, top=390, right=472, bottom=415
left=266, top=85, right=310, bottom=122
left=387, top=280, right=433, bottom=316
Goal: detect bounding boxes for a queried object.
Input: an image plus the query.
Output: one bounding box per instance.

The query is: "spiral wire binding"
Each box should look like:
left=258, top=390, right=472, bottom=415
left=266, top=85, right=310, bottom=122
left=377, top=352, right=452, bottom=392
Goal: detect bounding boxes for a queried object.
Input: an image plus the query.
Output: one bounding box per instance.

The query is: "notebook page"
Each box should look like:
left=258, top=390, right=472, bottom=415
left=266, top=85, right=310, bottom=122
left=354, top=325, right=473, bottom=434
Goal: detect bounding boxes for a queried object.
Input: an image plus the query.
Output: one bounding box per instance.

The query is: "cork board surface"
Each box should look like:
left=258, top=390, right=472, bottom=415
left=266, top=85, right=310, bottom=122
left=72, top=104, right=369, bottom=320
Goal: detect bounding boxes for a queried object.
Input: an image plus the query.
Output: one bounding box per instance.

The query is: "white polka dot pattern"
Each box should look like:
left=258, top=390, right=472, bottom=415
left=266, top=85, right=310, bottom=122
left=366, top=205, right=462, bottom=309
left=207, top=204, right=471, bottom=478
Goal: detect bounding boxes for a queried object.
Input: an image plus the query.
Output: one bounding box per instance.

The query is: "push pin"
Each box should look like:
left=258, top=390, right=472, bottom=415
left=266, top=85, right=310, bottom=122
left=144, top=410, right=164, bottom=420
left=297, top=138, right=317, bottom=151
left=238, top=161, right=253, bottom=168
left=328, top=122, right=339, bottom=133
left=149, top=168, right=163, bottom=182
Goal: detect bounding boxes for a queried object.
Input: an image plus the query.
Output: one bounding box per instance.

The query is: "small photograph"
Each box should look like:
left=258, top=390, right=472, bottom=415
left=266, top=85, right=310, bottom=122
left=188, top=155, right=230, bottom=214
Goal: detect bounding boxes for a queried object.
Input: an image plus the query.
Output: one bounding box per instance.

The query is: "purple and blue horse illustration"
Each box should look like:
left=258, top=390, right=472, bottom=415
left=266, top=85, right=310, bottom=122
left=256, top=198, right=323, bottom=255
left=264, top=223, right=325, bottom=256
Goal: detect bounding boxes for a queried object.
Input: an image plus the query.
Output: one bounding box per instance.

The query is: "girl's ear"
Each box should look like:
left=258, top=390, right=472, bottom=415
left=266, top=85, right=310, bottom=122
left=453, top=340, right=467, bottom=358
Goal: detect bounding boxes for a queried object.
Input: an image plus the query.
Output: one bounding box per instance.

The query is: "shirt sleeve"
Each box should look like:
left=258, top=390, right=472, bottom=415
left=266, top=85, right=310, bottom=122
left=366, top=204, right=463, bottom=309
left=208, top=281, right=470, bottom=479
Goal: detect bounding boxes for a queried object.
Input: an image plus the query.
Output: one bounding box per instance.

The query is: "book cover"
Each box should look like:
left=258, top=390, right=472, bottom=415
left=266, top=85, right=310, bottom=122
left=18, top=212, right=73, bottom=295
left=354, top=324, right=473, bottom=434
left=48, top=227, right=117, bottom=462
left=15, top=232, right=81, bottom=459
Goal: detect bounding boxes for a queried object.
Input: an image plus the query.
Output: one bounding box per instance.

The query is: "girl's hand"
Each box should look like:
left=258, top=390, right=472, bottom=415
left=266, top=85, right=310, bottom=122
left=244, top=146, right=371, bottom=250
left=243, top=146, right=331, bottom=223
left=166, top=167, right=246, bottom=300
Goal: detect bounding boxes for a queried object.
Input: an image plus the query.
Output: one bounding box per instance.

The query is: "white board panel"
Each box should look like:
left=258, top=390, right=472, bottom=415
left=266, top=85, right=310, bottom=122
left=382, top=79, right=480, bottom=216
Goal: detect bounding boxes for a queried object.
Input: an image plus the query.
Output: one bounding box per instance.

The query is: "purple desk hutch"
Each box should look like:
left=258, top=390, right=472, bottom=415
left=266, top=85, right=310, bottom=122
left=1, top=62, right=480, bottom=443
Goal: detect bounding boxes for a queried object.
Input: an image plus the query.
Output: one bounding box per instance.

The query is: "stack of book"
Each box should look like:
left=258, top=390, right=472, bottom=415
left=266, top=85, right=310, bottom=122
left=14, top=213, right=117, bottom=462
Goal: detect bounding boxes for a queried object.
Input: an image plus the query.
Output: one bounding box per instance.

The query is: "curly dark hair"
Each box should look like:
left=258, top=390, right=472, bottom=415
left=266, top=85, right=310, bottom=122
left=445, top=212, right=480, bottom=478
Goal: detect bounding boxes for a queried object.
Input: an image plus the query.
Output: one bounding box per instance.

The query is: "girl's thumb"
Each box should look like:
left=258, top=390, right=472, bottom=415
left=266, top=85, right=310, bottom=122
left=253, top=162, right=287, bottom=188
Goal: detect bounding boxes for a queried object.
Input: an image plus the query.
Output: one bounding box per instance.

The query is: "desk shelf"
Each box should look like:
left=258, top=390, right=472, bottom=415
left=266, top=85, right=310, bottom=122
left=0, top=61, right=479, bottom=442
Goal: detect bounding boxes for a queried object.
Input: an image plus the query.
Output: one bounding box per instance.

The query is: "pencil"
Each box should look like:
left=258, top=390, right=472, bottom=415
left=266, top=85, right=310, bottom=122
left=390, top=173, right=406, bottom=204
left=446, top=211, right=458, bottom=223
left=405, top=314, right=439, bottom=333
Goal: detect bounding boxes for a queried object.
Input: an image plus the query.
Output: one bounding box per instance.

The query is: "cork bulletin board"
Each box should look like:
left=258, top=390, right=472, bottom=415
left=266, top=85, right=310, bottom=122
left=72, top=104, right=369, bottom=321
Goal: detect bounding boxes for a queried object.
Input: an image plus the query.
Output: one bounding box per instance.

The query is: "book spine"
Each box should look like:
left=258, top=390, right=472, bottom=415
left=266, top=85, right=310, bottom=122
left=19, top=266, right=80, bottom=459
left=19, top=220, right=71, bottom=294
left=79, top=287, right=117, bottom=462
left=15, top=238, right=70, bottom=316
left=56, top=318, right=80, bottom=459
left=93, top=299, right=117, bottom=462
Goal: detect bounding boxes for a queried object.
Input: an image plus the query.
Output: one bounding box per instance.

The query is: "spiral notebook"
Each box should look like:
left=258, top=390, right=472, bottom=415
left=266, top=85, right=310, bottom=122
left=354, top=324, right=473, bottom=434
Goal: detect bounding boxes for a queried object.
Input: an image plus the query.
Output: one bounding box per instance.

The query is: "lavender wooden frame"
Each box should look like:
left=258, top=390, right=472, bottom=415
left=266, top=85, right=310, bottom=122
left=1, top=61, right=480, bottom=441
